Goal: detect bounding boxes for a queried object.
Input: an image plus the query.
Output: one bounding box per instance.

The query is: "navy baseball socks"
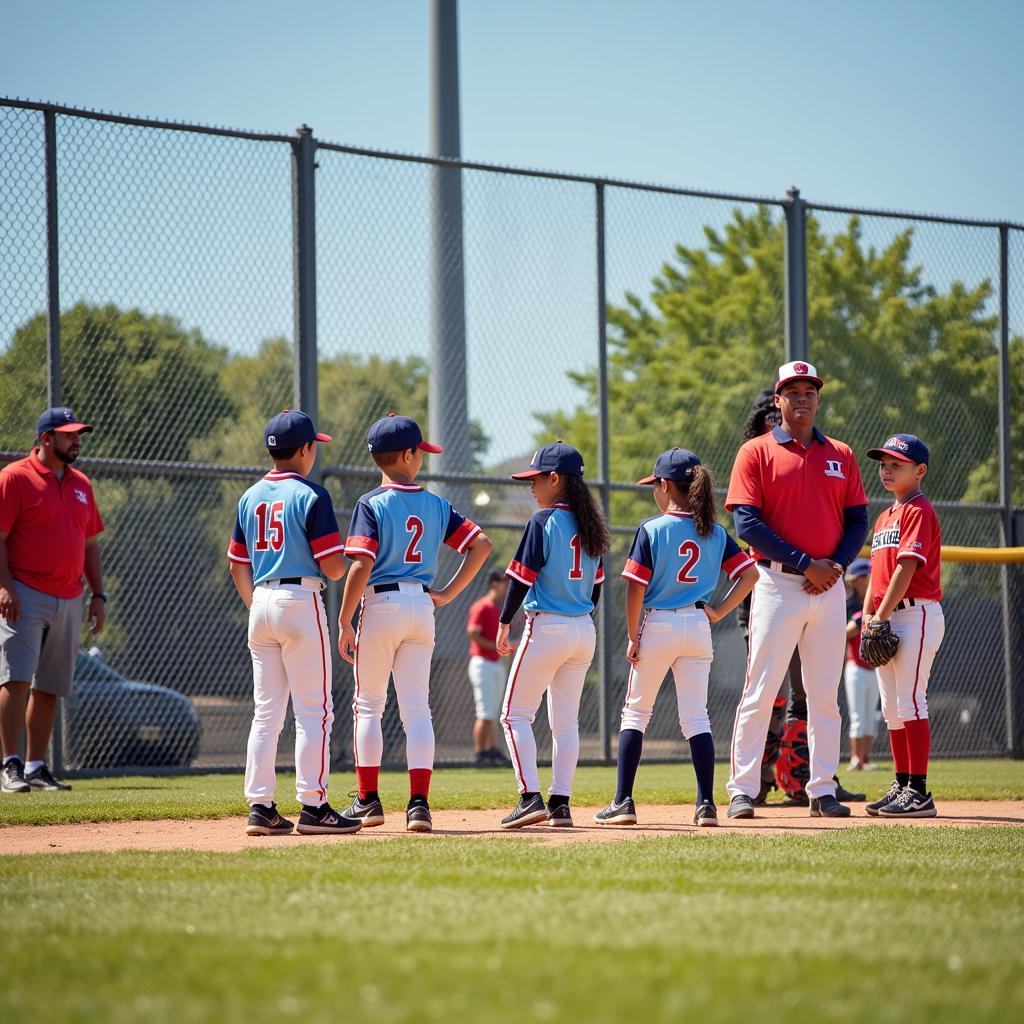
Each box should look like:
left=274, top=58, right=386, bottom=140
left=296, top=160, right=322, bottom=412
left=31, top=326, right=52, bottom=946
left=614, top=729, right=644, bottom=802
left=688, top=732, right=716, bottom=807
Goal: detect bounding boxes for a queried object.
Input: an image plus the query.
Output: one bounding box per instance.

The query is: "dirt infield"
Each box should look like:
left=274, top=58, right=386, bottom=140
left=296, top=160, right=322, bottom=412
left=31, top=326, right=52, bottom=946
left=2, top=800, right=1021, bottom=855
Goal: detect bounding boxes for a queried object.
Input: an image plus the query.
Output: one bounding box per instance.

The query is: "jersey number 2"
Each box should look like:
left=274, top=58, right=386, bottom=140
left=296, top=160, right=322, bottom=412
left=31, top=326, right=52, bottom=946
left=568, top=534, right=584, bottom=580
left=404, top=516, right=424, bottom=563
left=254, top=501, right=285, bottom=552
left=677, top=540, right=700, bottom=583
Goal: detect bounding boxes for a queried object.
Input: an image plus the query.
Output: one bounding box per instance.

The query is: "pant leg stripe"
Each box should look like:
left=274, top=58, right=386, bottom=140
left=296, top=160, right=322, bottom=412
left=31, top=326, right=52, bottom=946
left=314, top=593, right=330, bottom=802
left=502, top=617, right=534, bottom=792
left=911, top=605, right=926, bottom=720
left=352, top=601, right=363, bottom=767
left=730, top=588, right=756, bottom=781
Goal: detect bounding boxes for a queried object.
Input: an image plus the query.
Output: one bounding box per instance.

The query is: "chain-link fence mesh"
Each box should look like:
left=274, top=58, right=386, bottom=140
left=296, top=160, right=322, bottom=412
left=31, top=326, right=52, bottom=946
left=1, top=99, right=1021, bottom=777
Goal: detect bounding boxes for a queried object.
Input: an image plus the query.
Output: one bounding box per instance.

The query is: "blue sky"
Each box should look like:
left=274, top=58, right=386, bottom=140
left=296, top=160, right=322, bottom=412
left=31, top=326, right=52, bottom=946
left=3, top=2, right=1022, bottom=464
left=5, top=0, right=1022, bottom=221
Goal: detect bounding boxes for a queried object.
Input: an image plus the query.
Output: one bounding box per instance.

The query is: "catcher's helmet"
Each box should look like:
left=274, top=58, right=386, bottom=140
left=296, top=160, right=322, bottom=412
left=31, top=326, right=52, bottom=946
left=775, top=718, right=810, bottom=800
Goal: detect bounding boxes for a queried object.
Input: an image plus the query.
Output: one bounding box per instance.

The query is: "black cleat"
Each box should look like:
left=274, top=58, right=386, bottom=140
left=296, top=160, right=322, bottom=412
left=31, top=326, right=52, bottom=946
left=25, top=763, right=71, bottom=791
left=694, top=800, right=719, bottom=827
left=2, top=758, right=31, bottom=794
left=296, top=802, right=363, bottom=835
left=406, top=796, right=433, bottom=833
left=594, top=796, right=637, bottom=825
left=866, top=780, right=904, bottom=817
left=500, top=793, right=548, bottom=829
left=246, top=803, right=294, bottom=836
left=727, top=794, right=755, bottom=819
left=878, top=788, right=937, bottom=818
left=547, top=803, right=573, bottom=827
left=343, top=793, right=385, bottom=827
left=809, top=794, right=851, bottom=817
left=834, top=778, right=866, bottom=802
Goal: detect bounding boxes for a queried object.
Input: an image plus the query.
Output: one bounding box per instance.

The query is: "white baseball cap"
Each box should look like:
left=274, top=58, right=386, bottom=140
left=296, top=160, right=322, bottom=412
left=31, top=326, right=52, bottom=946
left=775, top=360, right=824, bottom=393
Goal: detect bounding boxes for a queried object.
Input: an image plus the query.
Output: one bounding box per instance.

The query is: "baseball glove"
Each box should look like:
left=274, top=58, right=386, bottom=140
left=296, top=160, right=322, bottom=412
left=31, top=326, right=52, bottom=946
left=860, top=621, right=899, bottom=668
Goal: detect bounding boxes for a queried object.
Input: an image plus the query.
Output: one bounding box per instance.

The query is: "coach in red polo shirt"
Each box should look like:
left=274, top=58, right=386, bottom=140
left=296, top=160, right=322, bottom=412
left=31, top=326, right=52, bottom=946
left=0, top=407, right=105, bottom=793
left=724, top=363, right=868, bottom=819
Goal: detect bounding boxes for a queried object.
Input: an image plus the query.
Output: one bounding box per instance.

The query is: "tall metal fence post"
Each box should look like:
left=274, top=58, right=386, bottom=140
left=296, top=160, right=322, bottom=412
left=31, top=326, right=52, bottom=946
left=595, top=183, right=613, bottom=764
left=429, top=0, right=470, bottom=510
left=44, top=108, right=65, bottom=776
left=997, top=224, right=1022, bottom=756
left=291, top=125, right=319, bottom=450
left=784, top=186, right=809, bottom=363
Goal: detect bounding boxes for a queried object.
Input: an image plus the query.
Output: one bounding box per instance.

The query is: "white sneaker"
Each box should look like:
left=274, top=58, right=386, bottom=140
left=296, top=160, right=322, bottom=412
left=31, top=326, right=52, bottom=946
left=848, top=756, right=863, bottom=772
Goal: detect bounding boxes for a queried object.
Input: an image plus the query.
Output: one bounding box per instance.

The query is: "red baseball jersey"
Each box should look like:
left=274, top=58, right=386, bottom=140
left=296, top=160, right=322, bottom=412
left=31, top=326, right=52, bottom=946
left=467, top=596, right=501, bottom=662
left=725, top=427, right=867, bottom=560
left=869, top=493, right=942, bottom=609
left=0, top=454, right=104, bottom=599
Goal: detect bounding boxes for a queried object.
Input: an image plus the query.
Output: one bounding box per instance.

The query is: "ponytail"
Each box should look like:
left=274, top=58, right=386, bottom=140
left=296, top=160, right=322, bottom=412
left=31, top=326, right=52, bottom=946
left=667, top=465, right=716, bottom=537
left=563, top=474, right=610, bottom=559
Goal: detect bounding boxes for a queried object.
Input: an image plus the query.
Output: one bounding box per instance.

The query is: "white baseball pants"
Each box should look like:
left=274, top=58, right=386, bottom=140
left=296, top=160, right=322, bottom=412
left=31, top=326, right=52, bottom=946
left=620, top=607, right=713, bottom=738
left=844, top=661, right=880, bottom=738
left=244, top=579, right=333, bottom=808
left=727, top=566, right=846, bottom=801
left=500, top=612, right=596, bottom=797
left=876, top=600, right=944, bottom=727
left=352, top=584, right=436, bottom=770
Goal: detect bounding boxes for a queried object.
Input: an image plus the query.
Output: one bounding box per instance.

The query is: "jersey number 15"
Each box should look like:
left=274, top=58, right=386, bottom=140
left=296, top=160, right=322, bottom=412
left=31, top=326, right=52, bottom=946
left=254, top=501, right=285, bottom=552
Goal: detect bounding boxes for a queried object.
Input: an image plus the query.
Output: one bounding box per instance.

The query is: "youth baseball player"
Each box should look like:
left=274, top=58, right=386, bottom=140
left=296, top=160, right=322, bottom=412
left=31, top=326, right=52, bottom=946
left=861, top=434, right=944, bottom=818
left=725, top=361, right=869, bottom=818
left=337, top=414, right=491, bottom=833
left=595, top=448, right=757, bottom=827
left=495, top=442, right=608, bottom=829
left=228, top=410, right=361, bottom=836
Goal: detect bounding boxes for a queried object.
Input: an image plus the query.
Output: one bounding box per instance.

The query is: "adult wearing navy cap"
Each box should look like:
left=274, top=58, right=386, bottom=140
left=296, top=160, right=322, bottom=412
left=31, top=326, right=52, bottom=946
left=0, top=408, right=105, bottom=793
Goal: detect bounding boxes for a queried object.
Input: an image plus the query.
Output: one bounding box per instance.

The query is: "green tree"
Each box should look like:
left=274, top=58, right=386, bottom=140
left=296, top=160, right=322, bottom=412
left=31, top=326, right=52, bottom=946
left=538, top=209, right=1024, bottom=527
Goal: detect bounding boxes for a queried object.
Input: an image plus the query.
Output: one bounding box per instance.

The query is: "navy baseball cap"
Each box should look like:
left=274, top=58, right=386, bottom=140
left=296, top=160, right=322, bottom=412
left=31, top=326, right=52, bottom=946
left=366, top=414, right=443, bottom=455
left=775, top=360, right=824, bottom=393
left=264, top=409, right=331, bottom=450
left=867, top=433, right=929, bottom=466
left=511, top=441, right=585, bottom=479
left=37, top=407, right=93, bottom=436
left=846, top=557, right=871, bottom=579
left=637, top=448, right=701, bottom=485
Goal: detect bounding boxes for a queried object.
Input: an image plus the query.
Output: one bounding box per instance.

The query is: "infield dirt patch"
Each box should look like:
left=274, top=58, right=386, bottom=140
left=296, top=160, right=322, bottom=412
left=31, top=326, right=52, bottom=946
left=2, top=800, right=1021, bottom=855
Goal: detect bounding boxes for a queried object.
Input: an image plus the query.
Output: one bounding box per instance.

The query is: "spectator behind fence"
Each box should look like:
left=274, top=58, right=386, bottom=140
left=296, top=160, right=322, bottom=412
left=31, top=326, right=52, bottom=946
left=844, top=558, right=879, bottom=770
left=467, top=570, right=511, bottom=766
left=0, top=408, right=106, bottom=793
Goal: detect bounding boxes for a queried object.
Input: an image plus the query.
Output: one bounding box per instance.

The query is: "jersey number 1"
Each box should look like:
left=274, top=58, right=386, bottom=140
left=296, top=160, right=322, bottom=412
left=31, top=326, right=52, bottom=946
left=568, top=534, right=584, bottom=580
left=405, top=516, right=424, bottom=563
left=677, top=540, right=700, bottom=583
left=254, top=501, right=285, bottom=552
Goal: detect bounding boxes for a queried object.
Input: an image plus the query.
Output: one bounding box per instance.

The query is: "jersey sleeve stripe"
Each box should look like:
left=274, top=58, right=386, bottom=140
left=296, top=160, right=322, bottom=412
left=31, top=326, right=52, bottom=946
left=344, top=535, right=379, bottom=559
left=896, top=549, right=928, bottom=563
left=310, top=531, right=343, bottom=557
left=506, top=560, right=538, bottom=586
left=621, top=558, right=652, bottom=585
left=723, top=552, right=756, bottom=580
left=227, top=539, right=250, bottom=563
left=595, top=567, right=606, bottom=584
left=445, top=519, right=481, bottom=553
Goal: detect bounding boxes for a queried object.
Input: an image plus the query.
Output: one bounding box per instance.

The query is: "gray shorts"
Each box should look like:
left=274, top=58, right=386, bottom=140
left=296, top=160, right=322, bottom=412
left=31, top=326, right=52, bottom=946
left=0, top=580, right=83, bottom=697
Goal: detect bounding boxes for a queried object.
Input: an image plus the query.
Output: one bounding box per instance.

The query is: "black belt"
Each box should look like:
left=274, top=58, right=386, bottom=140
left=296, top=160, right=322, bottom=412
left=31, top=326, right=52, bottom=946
left=279, top=577, right=303, bottom=585
left=894, top=598, right=918, bottom=611
left=756, top=559, right=803, bottom=576
left=373, top=582, right=429, bottom=594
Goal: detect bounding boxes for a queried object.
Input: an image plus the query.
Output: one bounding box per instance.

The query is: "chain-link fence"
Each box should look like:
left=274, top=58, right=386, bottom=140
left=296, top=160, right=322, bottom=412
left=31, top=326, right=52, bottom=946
left=1, top=98, right=1022, bottom=776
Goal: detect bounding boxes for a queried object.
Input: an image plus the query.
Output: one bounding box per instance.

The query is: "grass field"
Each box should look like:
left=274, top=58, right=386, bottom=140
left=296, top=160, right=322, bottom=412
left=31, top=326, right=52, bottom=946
left=2, top=759, right=1023, bottom=827
left=2, top=762, right=1023, bottom=1023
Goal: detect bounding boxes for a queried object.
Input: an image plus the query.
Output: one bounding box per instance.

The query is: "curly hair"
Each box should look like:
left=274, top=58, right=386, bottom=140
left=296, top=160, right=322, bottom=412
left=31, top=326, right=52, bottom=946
left=742, top=389, right=779, bottom=441
left=563, top=474, right=610, bottom=559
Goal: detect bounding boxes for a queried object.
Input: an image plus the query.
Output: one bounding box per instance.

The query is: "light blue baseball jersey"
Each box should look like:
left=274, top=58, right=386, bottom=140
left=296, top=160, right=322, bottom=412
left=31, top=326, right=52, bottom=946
left=621, top=512, right=754, bottom=609
left=344, top=483, right=480, bottom=587
left=506, top=503, right=605, bottom=616
left=228, top=469, right=342, bottom=584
